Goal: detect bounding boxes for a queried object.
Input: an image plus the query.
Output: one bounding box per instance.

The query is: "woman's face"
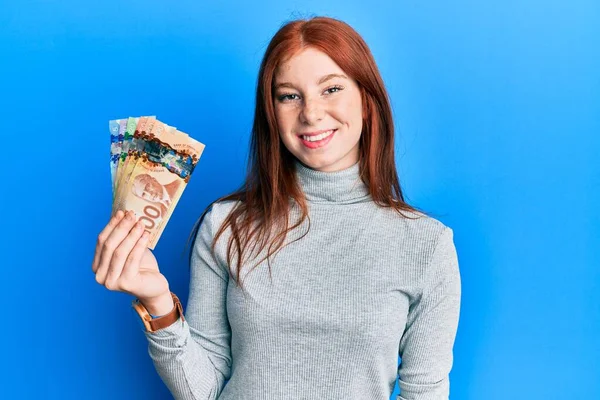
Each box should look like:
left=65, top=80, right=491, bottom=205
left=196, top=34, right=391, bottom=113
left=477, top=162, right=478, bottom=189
left=273, top=47, right=363, bottom=172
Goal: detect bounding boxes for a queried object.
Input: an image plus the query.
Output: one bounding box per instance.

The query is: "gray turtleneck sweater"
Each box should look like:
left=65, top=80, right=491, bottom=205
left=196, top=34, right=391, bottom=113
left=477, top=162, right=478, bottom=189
left=142, top=160, right=461, bottom=400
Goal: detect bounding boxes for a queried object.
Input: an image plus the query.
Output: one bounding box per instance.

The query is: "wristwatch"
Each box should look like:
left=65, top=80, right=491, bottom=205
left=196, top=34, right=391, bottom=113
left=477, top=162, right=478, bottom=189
left=132, top=292, right=185, bottom=332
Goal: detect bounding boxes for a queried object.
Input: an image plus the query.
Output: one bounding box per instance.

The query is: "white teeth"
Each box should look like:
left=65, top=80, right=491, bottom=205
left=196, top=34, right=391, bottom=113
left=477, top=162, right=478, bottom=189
left=301, top=129, right=335, bottom=142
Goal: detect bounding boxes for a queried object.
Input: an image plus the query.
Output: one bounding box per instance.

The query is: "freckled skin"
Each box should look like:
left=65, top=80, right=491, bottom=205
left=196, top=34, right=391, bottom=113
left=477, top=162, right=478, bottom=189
left=274, top=47, right=363, bottom=172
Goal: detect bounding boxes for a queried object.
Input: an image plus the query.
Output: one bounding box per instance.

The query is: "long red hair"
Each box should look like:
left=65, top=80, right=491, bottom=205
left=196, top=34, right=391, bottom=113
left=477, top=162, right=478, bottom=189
left=187, top=16, right=428, bottom=290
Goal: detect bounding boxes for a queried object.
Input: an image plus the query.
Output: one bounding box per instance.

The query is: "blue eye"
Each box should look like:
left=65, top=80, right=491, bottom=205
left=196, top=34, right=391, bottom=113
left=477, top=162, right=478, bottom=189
left=325, top=85, right=343, bottom=94
left=278, top=93, right=299, bottom=102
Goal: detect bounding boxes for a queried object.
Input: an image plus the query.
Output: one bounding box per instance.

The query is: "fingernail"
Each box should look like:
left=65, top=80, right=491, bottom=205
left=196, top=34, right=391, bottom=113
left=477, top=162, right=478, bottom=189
left=126, top=211, right=133, bottom=221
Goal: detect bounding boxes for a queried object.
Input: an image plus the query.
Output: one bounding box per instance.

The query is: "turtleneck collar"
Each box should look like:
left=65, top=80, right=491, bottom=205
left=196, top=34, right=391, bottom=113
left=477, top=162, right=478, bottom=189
left=293, top=159, right=372, bottom=204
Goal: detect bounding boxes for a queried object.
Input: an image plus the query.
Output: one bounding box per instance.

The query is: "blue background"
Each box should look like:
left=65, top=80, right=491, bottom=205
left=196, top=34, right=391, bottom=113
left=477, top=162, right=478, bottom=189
left=1, top=1, right=598, bottom=399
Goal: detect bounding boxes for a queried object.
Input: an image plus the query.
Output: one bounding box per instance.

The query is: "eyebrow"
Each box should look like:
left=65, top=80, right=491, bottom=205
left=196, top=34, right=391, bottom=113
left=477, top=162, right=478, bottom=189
left=274, top=73, right=348, bottom=90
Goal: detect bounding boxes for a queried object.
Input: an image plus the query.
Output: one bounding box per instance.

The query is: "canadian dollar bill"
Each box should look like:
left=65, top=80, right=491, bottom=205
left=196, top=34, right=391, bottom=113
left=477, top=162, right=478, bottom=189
left=110, top=119, right=205, bottom=249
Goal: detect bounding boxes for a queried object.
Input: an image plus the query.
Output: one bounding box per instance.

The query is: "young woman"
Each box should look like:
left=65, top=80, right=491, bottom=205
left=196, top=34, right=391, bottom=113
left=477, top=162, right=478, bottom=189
left=93, top=16, right=461, bottom=400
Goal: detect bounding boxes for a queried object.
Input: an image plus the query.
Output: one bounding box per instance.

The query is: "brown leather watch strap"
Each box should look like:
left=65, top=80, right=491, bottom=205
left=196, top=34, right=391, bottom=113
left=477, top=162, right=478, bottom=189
left=132, top=292, right=185, bottom=332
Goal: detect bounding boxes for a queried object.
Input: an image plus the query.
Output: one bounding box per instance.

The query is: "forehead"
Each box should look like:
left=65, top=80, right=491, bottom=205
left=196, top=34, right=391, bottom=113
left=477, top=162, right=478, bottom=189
left=275, top=47, right=345, bottom=83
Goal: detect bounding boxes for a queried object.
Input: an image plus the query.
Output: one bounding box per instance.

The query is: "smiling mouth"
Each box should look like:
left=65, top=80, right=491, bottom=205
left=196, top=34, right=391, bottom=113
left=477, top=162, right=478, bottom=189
left=297, top=129, right=338, bottom=149
left=298, top=129, right=336, bottom=142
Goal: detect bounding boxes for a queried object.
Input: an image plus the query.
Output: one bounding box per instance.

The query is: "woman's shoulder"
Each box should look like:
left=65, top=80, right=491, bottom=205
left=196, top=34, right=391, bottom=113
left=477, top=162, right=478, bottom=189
left=208, top=199, right=241, bottom=217
left=381, top=205, right=449, bottom=233
left=377, top=206, right=453, bottom=255
left=199, top=199, right=241, bottom=231
left=378, top=208, right=458, bottom=288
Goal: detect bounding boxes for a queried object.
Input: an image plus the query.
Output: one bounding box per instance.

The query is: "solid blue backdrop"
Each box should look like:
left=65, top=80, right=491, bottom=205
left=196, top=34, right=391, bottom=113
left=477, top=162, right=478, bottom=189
left=1, top=1, right=598, bottom=399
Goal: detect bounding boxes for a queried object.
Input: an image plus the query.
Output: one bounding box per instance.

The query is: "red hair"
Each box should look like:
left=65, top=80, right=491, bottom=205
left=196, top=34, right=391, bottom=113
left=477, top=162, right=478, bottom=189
left=188, top=16, right=428, bottom=290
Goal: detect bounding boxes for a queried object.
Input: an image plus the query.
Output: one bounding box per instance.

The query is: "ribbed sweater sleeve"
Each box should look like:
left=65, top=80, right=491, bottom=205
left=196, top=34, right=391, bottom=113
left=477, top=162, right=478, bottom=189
left=397, top=227, right=462, bottom=400
left=143, top=206, right=232, bottom=400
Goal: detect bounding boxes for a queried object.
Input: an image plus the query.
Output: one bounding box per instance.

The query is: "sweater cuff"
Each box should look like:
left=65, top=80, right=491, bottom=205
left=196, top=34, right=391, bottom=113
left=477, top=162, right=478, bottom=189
left=144, top=316, right=187, bottom=340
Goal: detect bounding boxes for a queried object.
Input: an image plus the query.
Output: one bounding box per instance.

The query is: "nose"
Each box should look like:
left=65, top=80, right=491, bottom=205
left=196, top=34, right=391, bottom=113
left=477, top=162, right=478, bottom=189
left=300, top=97, right=324, bottom=124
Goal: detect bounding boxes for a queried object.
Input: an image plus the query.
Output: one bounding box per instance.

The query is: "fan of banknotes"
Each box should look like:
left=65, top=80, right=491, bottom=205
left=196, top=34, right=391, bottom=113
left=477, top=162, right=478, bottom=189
left=109, top=116, right=205, bottom=250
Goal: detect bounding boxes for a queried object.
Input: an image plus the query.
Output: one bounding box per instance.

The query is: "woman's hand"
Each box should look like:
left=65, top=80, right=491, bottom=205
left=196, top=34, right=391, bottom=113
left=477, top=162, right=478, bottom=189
left=92, top=210, right=172, bottom=313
